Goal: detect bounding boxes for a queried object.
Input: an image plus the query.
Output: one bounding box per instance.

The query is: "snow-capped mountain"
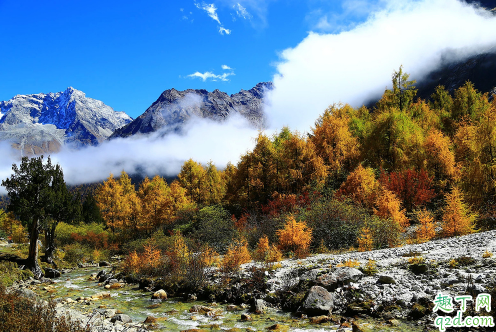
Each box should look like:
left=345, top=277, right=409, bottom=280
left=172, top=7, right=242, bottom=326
left=0, top=87, right=132, bottom=155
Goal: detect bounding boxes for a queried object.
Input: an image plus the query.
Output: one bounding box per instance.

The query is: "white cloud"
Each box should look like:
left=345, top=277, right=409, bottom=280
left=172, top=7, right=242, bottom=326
left=188, top=71, right=234, bottom=82
left=221, top=64, right=233, bottom=70
left=195, top=2, right=221, bottom=24
left=219, top=26, right=232, bottom=34
left=219, top=0, right=273, bottom=29
left=265, top=0, right=496, bottom=133
left=234, top=3, right=252, bottom=19
left=195, top=1, right=232, bottom=34
left=49, top=114, right=257, bottom=186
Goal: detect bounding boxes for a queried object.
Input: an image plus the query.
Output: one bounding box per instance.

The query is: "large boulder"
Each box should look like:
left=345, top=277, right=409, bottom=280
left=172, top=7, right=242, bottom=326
left=302, top=286, right=334, bottom=316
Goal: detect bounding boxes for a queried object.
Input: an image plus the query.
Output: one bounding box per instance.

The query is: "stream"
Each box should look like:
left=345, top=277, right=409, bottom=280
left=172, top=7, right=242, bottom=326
left=30, top=267, right=426, bottom=331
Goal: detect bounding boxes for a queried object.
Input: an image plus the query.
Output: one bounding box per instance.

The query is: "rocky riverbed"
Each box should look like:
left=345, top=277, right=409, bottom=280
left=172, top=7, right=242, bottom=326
left=8, top=230, right=496, bottom=331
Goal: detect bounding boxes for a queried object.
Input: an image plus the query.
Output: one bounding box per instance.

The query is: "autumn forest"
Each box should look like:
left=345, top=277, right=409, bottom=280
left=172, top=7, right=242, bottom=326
left=1, top=68, right=495, bottom=293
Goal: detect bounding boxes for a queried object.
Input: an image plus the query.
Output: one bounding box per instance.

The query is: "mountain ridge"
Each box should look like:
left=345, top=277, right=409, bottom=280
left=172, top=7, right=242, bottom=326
left=110, top=82, right=273, bottom=139
left=0, top=87, right=132, bottom=155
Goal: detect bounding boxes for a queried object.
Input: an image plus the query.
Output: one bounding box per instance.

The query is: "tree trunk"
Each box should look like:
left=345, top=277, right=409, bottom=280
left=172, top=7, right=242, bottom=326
left=43, top=223, right=58, bottom=268
left=26, top=218, right=43, bottom=279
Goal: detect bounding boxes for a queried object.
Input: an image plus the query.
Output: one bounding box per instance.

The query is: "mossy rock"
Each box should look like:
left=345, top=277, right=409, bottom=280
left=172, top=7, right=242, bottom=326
left=409, top=303, right=428, bottom=319
left=346, top=300, right=374, bottom=315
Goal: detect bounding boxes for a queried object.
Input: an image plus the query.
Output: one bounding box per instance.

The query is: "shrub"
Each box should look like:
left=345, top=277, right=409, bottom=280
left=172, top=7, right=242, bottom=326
left=0, top=284, right=90, bottom=332
left=362, top=259, right=378, bottom=276
left=277, top=215, right=312, bottom=258
left=0, top=261, right=33, bottom=287
left=123, top=251, right=140, bottom=275
left=301, top=196, right=374, bottom=250
left=337, top=259, right=360, bottom=268
left=357, top=227, right=373, bottom=252
left=221, top=239, right=251, bottom=273
left=62, top=243, right=92, bottom=265
left=253, top=235, right=282, bottom=263
left=483, top=250, right=493, bottom=258
left=367, top=216, right=402, bottom=248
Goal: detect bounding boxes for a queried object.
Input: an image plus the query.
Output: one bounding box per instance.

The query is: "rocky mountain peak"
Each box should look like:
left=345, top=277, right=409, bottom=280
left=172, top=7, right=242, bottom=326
left=110, top=82, right=273, bottom=139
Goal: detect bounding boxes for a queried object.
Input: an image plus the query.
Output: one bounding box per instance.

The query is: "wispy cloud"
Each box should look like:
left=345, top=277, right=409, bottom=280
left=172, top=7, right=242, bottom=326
left=195, top=1, right=231, bottom=35
left=188, top=71, right=234, bottom=82
left=221, top=0, right=274, bottom=29
left=234, top=3, right=252, bottom=19
left=195, top=2, right=221, bottom=24
left=219, top=26, right=231, bottom=34
left=187, top=65, right=235, bottom=82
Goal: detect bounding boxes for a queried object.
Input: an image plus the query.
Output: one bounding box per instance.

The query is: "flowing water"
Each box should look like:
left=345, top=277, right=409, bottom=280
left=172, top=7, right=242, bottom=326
left=30, top=267, right=426, bottom=331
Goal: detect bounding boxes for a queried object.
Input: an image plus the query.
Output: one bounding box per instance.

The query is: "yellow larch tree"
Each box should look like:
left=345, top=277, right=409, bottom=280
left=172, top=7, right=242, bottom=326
left=95, top=174, right=123, bottom=232
left=311, top=104, right=360, bottom=178
left=336, top=164, right=379, bottom=210
left=374, top=188, right=410, bottom=231
left=415, top=209, right=436, bottom=243
left=442, top=187, right=477, bottom=237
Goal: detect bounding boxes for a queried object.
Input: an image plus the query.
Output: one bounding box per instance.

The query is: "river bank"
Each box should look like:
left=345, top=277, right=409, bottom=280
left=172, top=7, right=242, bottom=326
left=7, top=230, right=496, bottom=331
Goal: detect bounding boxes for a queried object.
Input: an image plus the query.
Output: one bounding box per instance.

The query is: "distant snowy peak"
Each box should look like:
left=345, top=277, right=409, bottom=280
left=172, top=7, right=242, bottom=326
left=0, top=88, right=132, bottom=155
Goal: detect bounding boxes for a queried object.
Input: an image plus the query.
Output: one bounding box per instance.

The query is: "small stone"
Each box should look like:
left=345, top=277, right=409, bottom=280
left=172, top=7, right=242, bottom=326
left=107, top=282, right=124, bottom=289
left=189, top=305, right=214, bottom=314
left=377, top=275, right=396, bottom=284
left=110, top=314, right=132, bottom=324
left=152, top=289, right=167, bottom=300
left=143, top=316, right=157, bottom=324
left=226, top=304, right=240, bottom=311
left=241, top=313, right=252, bottom=321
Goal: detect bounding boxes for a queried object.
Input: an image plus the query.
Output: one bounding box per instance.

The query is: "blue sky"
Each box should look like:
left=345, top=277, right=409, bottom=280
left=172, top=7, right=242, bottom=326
left=0, top=0, right=375, bottom=119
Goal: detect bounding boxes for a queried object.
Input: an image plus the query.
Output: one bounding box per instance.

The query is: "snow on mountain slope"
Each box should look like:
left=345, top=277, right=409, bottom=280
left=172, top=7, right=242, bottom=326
left=0, top=87, right=132, bottom=155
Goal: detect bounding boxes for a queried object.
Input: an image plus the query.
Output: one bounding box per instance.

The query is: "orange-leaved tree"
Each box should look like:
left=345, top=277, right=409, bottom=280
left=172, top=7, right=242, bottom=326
left=415, top=209, right=436, bottom=243
left=442, top=187, right=477, bottom=237
left=336, top=164, right=379, bottom=209
left=277, top=215, right=312, bottom=258
left=253, top=235, right=282, bottom=263
left=221, top=238, right=251, bottom=273
left=374, top=188, right=410, bottom=231
left=311, top=104, right=360, bottom=178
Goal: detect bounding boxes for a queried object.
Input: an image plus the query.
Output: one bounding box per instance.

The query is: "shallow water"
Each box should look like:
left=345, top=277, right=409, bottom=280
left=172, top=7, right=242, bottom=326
left=32, top=267, right=426, bottom=331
